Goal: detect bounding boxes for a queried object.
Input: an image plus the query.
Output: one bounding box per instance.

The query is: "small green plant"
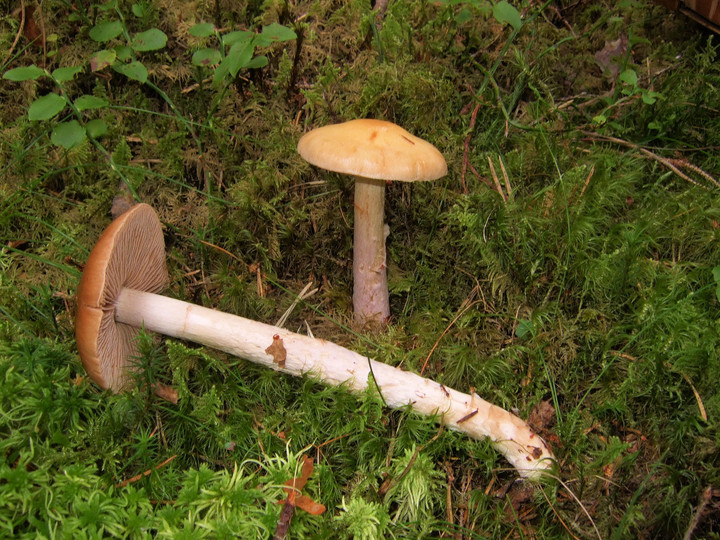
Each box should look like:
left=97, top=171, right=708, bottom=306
left=2, top=1, right=295, bottom=150
left=189, top=22, right=296, bottom=87
left=592, top=65, right=665, bottom=128
left=2, top=0, right=171, bottom=149
left=384, top=446, right=444, bottom=524
left=435, top=0, right=522, bottom=28
left=3, top=63, right=109, bottom=149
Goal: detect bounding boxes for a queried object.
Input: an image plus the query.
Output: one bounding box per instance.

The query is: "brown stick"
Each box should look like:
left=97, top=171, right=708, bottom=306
left=582, top=131, right=719, bottom=189
left=114, top=455, right=177, bottom=488
left=3, top=0, right=26, bottom=67
left=487, top=157, right=507, bottom=203
left=683, top=486, right=713, bottom=540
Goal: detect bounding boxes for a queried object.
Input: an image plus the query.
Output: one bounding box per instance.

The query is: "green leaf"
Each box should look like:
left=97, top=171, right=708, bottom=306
left=131, top=2, right=147, bottom=17
left=89, top=21, right=123, bottom=42
left=114, top=45, right=133, bottom=62
left=455, top=7, right=472, bottom=24
left=74, top=95, right=109, bottom=111
left=222, top=30, right=253, bottom=47
left=90, top=49, right=117, bottom=71
left=86, top=118, right=108, bottom=138
left=492, top=1, right=522, bottom=30
left=257, top=23, right=296, bottom=46
left=214, top=40, right=254, bottom=84
left=190, top=23, right=216, bottom=37
left=131, top=28, right=168, bottom=52
left=28, top=94, right=67, bottom=121
left=51, top=120, right=86, bottom=148
left=226, top=40, right=255, bottom=75
left=246, top=55, right=268, bottom=69
left=52, top=66, right=83, bottom=82
left=192, top=48, right=222, bottom=67
left=113, top=61, right=148, bottom=83
left=641, top=91, right=662, bottom=105
left=3, top=65, right=46, bottom=81
left=618, top=69, right=638, bottom=86
left=97, top=1, right=116, bottom=12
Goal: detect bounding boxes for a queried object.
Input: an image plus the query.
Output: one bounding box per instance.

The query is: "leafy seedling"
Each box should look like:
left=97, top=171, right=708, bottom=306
left=188, top=21, right=297, bottom=87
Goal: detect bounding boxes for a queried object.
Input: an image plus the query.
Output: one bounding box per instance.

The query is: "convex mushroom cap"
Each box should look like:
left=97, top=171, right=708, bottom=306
left=297, top=118, right=447, bottom=182
left=75, top=203, right=168, bottom=393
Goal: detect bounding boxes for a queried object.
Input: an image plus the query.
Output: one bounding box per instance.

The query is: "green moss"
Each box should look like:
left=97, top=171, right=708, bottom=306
left=2, top=0, right=720, bottom=537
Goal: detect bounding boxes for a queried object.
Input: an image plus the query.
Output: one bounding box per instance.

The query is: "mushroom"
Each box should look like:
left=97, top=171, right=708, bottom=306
left=75, top=203, right=554, bottom=479
left=297, top=119, right=447, bottom=328
left=75, top=203, right=178, bottom=402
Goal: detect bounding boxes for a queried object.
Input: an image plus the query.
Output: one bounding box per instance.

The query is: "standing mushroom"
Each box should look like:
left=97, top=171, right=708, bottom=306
left=297, top=119, right=447, bottom=329
left=75, top=203, right=554, bottom=479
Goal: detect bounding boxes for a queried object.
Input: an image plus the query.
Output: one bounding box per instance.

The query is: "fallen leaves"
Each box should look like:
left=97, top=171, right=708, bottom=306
left=527, top=399, right=561, bottom=449
left=273, top=457, right=325, bottom=539
left=527, top=400, right=556, bottom=433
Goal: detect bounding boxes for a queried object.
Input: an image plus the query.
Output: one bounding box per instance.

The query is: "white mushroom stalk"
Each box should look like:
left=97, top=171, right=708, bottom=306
left=114, top=288, right=554, bottom=478
left=76, top=204, right=555, bottom=479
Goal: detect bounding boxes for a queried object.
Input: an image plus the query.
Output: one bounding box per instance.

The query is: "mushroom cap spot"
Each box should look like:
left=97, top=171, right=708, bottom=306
left=297, top=119, right=447, bottom=182
left=75, top=203, right=168, bottom=392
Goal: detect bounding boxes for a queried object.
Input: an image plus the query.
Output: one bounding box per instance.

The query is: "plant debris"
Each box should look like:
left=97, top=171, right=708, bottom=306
left=273, top=456, right=326, bottom=539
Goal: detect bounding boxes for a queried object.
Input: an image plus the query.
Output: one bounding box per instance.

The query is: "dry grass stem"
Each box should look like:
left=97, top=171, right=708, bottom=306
left=487, top=156, right=508, bottom=203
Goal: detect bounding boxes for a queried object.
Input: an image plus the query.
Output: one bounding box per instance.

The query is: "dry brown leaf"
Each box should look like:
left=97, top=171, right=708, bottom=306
left=594, top=35, right=628, bottom=78
left=273, top=457, right=326, bottom=538
left=294, top=495, right=326, bottom=515
left=265, top=334, right=287, bottom=368
left=528, top=400, right=556, bottom=432
left=23, top=5, right=43, bottom=45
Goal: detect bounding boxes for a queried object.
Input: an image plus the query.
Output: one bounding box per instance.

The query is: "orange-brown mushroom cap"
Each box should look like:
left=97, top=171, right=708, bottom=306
left=75, top=203, right=168, bottom=392
left=297, top=119, right=447, bottom=182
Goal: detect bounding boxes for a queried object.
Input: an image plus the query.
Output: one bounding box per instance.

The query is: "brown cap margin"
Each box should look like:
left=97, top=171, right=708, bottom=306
left=75, top=203, right=168, bottom=393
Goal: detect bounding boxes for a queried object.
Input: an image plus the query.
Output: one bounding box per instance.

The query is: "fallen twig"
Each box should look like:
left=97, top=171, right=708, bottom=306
left=461, top=102, right=482, bottom=194
left=114, top=455, right=177, bottom=488
left=683, top=486, right=714, bottom=540
left=420, top=297, right=481, bottom=375
left=3, top=0, right=26, bottom=68
left=582, top=131, right=720, bottom=189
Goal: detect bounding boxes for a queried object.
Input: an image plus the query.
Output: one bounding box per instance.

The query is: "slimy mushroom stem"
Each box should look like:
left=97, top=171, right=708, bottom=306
left=76, top=204, right=555, bottom=479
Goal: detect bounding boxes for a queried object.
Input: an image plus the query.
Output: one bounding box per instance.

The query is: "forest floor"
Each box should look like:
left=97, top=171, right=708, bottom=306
left=1, top=0, right=720, bottom=537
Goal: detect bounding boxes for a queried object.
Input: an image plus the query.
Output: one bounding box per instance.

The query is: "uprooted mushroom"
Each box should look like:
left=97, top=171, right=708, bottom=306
left=75, top=203, right=555, bottom=479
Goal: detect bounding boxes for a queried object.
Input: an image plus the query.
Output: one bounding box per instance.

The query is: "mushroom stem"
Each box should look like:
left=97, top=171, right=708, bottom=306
left=114, top=287, right=554, bottom=479
left=353, top=176, right=390, bottom=327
